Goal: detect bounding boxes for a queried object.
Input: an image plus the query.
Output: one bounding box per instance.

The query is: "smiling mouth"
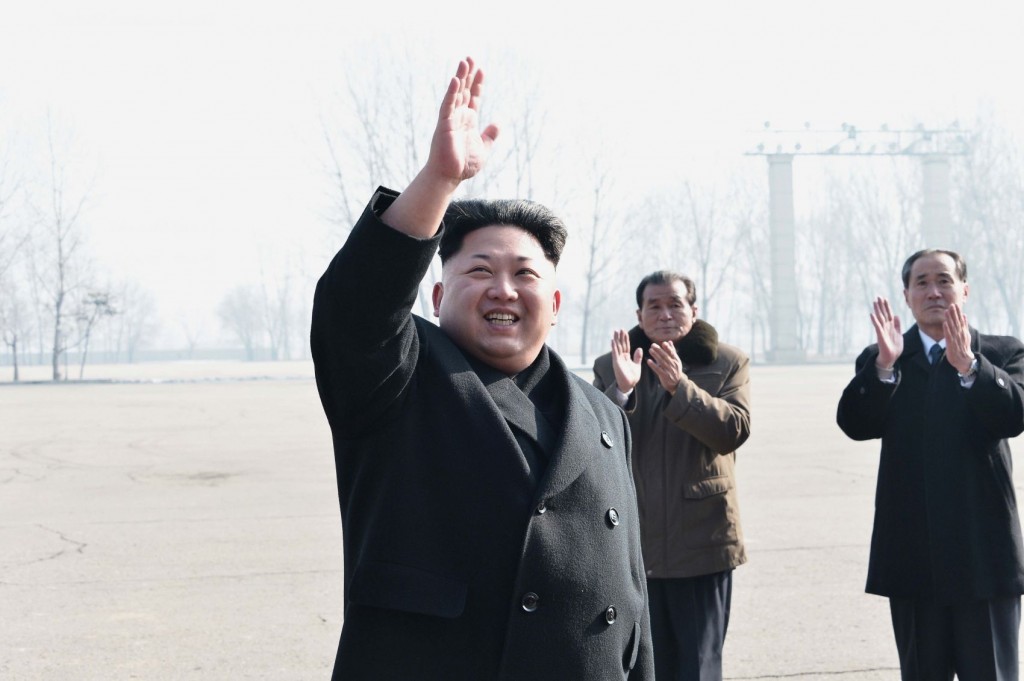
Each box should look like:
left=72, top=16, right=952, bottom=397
left=485, top=312, right=518, bottom=326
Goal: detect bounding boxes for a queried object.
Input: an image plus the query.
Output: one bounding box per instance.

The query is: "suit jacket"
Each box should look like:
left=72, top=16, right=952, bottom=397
left=837, top=324, right=1024, bottom=603
left=593, top=322, right=751, bottom=579
left=311, top=189, right=654, bottom=680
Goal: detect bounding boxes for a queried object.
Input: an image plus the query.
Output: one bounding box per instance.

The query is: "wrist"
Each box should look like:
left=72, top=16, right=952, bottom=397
left=957, top=357, right=979, bottom=379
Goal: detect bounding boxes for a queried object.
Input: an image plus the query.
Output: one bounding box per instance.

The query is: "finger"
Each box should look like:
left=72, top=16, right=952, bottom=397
left=481, top=123, right=500, bottom=146
left=633, top=348, right=644, bottom=365
left=468, top=64, right=485, bottom=112
left=438, top=77, right=461, bottom=120
left=873, top=297, right=887, bottom=321
left=658, top=341, right=680, bottom=361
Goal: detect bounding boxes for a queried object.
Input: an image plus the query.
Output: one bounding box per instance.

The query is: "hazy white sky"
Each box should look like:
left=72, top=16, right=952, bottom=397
left=2, top=0, right=1022, bottom=345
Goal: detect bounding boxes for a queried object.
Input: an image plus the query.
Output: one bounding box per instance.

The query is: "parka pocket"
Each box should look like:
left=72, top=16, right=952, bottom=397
left=683, top=475, right=733, bottom=499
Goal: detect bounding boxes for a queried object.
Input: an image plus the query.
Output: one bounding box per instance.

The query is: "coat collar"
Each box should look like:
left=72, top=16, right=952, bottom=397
left=627, top=319, right=720, bottom=367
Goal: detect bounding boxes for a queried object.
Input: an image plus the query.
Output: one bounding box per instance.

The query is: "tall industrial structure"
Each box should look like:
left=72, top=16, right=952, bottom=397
left=747, top=123, right=969, bottom=363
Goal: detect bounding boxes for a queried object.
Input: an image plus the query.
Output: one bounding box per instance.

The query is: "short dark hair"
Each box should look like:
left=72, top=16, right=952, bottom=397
left=439, top=199, right=568, bottom=266
left=901, top=249, right=968, bottom=288
left=635, top=270, right=697, bottom=309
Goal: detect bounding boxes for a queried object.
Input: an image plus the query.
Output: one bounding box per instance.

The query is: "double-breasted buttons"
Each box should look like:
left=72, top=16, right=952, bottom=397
left=606, top=508, right=619, bottom=527
left=521, top=592, right=539, bottom=612
left=600, top=431, right=613, bottom=448
left=536, top=500, right=547, bottom=515
left=605, top=606, right=617, bottom=624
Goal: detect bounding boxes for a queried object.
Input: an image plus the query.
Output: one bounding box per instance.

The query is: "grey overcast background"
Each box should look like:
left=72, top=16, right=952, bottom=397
left=1, top=0, right=1022, bottom=353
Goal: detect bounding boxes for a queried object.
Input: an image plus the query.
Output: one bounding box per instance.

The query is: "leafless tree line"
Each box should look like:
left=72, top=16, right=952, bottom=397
left=315, top=54, right=1024, bottom=365
left=0, top=121, right=156, bottom=381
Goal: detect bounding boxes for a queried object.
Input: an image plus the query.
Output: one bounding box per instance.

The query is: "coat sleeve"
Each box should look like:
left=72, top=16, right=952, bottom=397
left=310, top=188, right=441, bottom=434
left=964, top=336, right=1024, bottom=440
left=836, top=345, right=899, bottom=441
left=592, top=354, right=637, bottom=411
left=662, top=350, right=751, bottom=454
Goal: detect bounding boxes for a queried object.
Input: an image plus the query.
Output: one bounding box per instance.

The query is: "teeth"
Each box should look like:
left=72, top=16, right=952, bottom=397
left=486, top=313, right=516, bottom=325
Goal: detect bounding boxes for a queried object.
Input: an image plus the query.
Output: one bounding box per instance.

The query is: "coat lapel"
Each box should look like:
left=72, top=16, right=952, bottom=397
left=477, top=369, right=556, bottom=455
left=904, top=326, right=929, bottom=372
left=535, top=350, right=602, bottom=501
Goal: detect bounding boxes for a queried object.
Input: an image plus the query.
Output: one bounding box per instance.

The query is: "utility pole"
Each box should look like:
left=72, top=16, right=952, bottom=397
left=746, top=122, right=969, bottom=363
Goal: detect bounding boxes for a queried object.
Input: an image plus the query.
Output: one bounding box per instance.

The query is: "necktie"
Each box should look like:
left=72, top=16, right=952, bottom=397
left=929, top=344, right=943, bottom=365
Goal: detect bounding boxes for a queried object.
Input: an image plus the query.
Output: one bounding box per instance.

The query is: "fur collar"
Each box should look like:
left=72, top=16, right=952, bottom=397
left=627, top=320, right=719, bottom=366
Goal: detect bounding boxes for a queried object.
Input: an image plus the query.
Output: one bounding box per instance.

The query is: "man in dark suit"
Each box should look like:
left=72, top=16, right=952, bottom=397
left=311, top=58, right=653, bottom=680
left=837, top=249, right=1024, bottom=680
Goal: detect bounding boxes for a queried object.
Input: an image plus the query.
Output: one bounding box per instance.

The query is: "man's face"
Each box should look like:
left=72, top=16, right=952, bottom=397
left=432, top=225, right=561, bottom=375
left=903, top=252, right=968, bottom=337
left=637, top=280, right=697, bottom=344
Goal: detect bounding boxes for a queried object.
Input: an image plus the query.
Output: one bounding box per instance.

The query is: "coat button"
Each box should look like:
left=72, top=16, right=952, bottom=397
left=606, top=508, right=619, bottom=527
left=998, top=377, right=1007, bottom=388
left=601, top=431, right=613, bottom=448
left=859, top=386, right=866, bottom=395
left=522, top=592, right=539, bottom=613
left=536, top=500, right=547, bottom=515
left=605, top=606, right=617, bottom=624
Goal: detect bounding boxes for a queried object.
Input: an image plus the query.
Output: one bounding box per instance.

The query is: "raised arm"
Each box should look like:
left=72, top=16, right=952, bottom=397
left=381, top=57, right=500, bottom=237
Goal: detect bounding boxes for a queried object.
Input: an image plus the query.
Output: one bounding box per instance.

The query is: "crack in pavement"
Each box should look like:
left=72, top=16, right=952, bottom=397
left=2, top=525, right=88, bottom=569
left=728, top=667, right=900, bottom=679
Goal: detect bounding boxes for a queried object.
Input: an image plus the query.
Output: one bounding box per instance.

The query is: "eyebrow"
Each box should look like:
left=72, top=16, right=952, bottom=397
left=645, top=295, right=685, bottom=305
left=466, top=253, right=535, bottom=263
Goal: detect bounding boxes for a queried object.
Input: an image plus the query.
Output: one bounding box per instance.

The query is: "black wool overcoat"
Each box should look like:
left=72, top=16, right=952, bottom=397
left=311, top=189, right=654, bottom=680
left=837, top=324, right=1024, bottom=603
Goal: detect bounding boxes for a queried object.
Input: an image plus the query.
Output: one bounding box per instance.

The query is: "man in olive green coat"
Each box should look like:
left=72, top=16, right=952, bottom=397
left=593, top=271, right=751, bottom=681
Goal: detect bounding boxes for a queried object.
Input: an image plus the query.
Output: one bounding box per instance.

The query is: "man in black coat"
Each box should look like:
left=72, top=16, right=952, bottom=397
left=311, top=58, right=653, bottom=680
left=837, top=249, right=1024, bottom=680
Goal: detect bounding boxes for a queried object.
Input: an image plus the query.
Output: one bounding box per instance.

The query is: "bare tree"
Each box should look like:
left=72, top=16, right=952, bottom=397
left=731, top=172, right=772, bottom=360
left=575, top=159, right=630, bottom=365
left=72, top=290, right=116, bottom=379
left=117, top=282, right=157, bottom=363
left=27, top=120, right=92, bottom=380
left=218, top=285, right=263, bottom=360
left=260, top=270, right=296, bottom=361
left=954, top=112, right=1024, bottom=337
left=179, top=316, right=205, bottom=360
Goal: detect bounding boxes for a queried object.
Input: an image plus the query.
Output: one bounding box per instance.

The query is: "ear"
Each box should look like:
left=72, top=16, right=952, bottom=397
left=691, top=304, right=699, bottom=319
left=431, top=282, right=444, bottom=318
left=552, top=289, right=562, bottom=317
left=963, top=283, right=969, bottom=302
left=635, top=309, right=642, bottom=325
left=903, top=288, right=910, bottom=307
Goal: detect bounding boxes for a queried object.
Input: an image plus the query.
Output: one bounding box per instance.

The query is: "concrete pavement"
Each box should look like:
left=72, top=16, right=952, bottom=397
left=2, top=361, right=1009, bottom=679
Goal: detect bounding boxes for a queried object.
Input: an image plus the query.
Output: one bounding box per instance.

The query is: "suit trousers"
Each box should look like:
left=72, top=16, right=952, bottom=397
left=647, top=570, right=733, bottom=681
left=889, top=596, right=1021, bottom=681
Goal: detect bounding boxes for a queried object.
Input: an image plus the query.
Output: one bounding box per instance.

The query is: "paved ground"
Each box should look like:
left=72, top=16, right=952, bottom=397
left=1, top=361, right=1018, bottom=679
